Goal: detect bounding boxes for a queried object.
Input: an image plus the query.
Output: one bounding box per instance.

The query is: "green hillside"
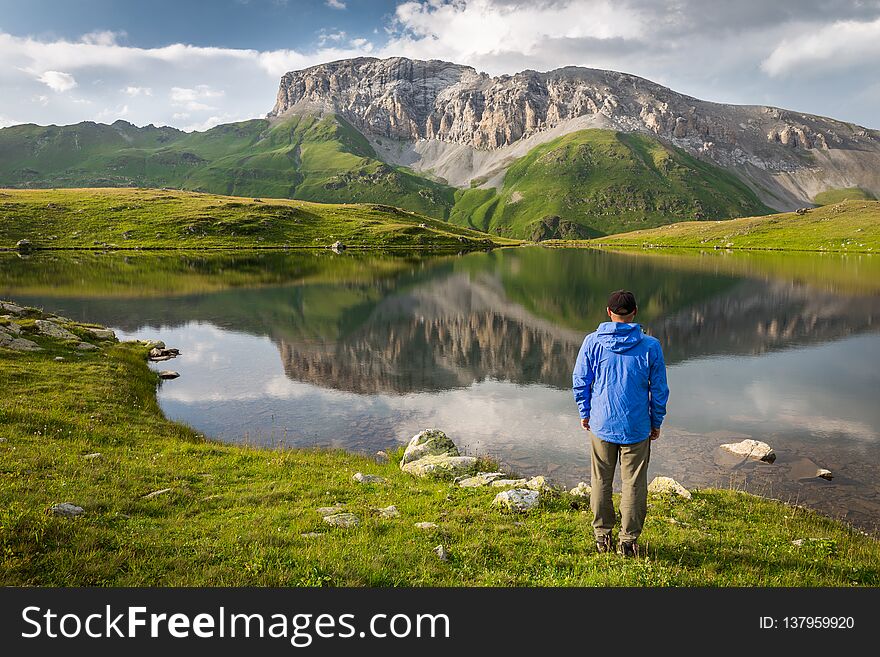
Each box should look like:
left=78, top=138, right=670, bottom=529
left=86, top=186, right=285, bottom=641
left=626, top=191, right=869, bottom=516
left=450, top=129, right=773, bottom=239
left=579, top=200, right=880, bottom=252
left=813, top=187, right=876, bottom=205
left=0, top=188, right=514, bottom=250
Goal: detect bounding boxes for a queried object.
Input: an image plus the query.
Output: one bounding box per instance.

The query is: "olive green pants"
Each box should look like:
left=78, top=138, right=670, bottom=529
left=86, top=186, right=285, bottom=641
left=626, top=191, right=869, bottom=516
left=590, top=433, right=651, bottom=543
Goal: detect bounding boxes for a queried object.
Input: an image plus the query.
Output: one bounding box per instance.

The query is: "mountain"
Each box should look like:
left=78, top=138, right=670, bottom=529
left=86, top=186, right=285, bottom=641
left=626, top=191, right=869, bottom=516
left=3, top=56, right=879, bottom=239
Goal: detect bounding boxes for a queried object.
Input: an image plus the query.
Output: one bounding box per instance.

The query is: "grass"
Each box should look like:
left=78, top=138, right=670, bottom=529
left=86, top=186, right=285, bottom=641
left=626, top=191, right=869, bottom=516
left=568, top=200, right=880, bottom=253
left=448, top=129, right=772, bottom=240
left=2, top=301, right=879, bottom=586
left=0, top=187, right=518, bottom=251
left=813, top=187, right=876, bottom=205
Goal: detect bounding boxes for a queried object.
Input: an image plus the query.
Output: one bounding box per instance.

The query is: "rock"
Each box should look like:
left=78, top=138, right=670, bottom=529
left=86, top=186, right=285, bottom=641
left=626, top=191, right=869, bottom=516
left=300, top=532, right=324, bottom=538
left=15, top=239, right=32, bottom=252
left=401, top=454, right=478, bottom=479
left=524, top=475, right=555, bottom=493
left=569, top=482, right=592, bottom=498
left=353, top=472, right=387, bottom=484
left=0, top=331, right=42, bottom=351
left=54, top=356, right=65, bottom=362
left=142, top=488, right=172, bottom=499
left=50, top=503, right=84, bottom=517
left=433, top=544, right=449, bottom=561
left=795, top=207, right=810, bottom=215
left=817, top=469, right=833, bottom=481
left=375, top=450, right=389, bottom=462
left=323, top=512, right=360, bottom=528
left=490, top=478, right=528, bottom=488
left=720, top=439, right=776, bottom=463
left=85, top=327, right=116, bottom=340
left=158, top=371, right=180, bottom=380
left=82, top=452, right=102, bottom=460
left=0, top=302, right=25, bottom=315
left=34, top=319, right=79, bottom=341
left=331, top=241, right=346, bottom=252
left=400, top=428, right=459, bottom=466
left=143, top=340, right=166, bottom=349
left=492, top=488, right=540, bottom=513
left=1, top=318, right=22, bottom=333
left=0, top=437, right=6, bottom=443
left=316, top=504, right=346, bottom=516
left=375, top=505, right=399, bottom=518
left=456, top=471, right=506, bottom=487
left=414, top=522, right=438, bottom=530
left=76, top=342, right=98, bottom=351
left=149, top=346, right=180, bottom=361
left=648, top=476, right=692, bottom=500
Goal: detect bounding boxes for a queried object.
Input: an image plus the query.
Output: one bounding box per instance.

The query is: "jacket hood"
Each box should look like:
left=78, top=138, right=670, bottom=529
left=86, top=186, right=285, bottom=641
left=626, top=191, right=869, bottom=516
left=596, top=322, right=644, bottom=353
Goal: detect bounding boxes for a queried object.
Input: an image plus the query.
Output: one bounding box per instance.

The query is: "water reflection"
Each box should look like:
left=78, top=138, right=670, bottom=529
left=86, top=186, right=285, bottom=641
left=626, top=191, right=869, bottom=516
left=2, top=247, right=879, bottom=531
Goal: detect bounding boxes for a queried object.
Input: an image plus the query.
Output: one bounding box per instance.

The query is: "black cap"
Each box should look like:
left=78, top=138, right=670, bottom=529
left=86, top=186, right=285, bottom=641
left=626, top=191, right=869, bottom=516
left=608, top=289, right=637, bottom=315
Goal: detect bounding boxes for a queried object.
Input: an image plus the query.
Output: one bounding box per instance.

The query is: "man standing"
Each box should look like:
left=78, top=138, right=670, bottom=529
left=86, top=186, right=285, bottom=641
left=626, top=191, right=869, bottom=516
left=572, top=290, right=669, bottom=557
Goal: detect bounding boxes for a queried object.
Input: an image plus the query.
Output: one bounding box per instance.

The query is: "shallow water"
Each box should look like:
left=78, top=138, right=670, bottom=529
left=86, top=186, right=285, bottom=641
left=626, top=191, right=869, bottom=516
left=3, top=247, right=879, bottom=531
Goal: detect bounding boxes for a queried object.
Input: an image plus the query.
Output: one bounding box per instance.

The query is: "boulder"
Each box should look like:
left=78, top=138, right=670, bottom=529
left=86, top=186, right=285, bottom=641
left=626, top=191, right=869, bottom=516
left=524, top=475, right=555, bottom=493
left=323, top=512, right=360, bottom=528
left=490, top=478, right=528, bottom=488
left=76, top=342, right=98, bottom=351
left=353, top=472, right=387, bottom=484
left=0, top=302, right=25, bottom=315
left=158, top=371, right=180, bottom=380
left=720, top=439, right=776, bottom=463
left=34, top=319, right=79, bottom=341
left=414, top=522, right=438, bottom=530
left=50, top=503, right=84, bottom=517
left=0, top=331, right=42, bottom=351
left=1, top=319, right=22, bottom=333
left=85, top=327, right=116, bottom=340
left=400, top=429, right=459, bottom=467
left=648, top=476, right=692, bottom=500
left=316, top=504, right=346, bottom=517
left=817, top=469, right=833, bottom=481
left=569, top=482, right=592, bottom=498
left=492, top=488, right=540, bottom=513
left=456, top=471, right=506, bottom=488
left=401, top=454, right=478, bottom=479
left=374, top=505, right=399, bottom=518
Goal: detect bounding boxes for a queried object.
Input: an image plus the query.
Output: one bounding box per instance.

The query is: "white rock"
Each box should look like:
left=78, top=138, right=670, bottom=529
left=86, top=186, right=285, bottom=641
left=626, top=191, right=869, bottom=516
left=720, top=439, right=776, bottom=463
left=323, top=512, right=360, bottom=528
left=50, top=503, right=84, bottom=517
left=490, top=478, right=528, bottom=488
left=569, top=482, right=592, bottom=498
left=300, top=532, right=324, bottom=538
left=54, top=356, right=65, bottom=362
left=433, top=544, right=449, bottom=561
left=375, top=505, right=399, bottom=518
left=353, top=472, right=387, bottom=484
left=401, top=454, right=478, bottom=479
left=524, top=475, right=555, bottom=493
left=414, top=522, right=438, bottom=530
left=817, top=469, right=833, bottom=480
left=400, top=429, right=459, bottom=467
left=456, top=471, right=506, bottom=487
left=82, top=452, right=102, bottom=460
left=142, top=488, right=172, bottom=499
left=158, top=370, right=180, bottom=380
left=492, top=488, right=540, bottom=512
left=648, top=476, right=692, bottom=500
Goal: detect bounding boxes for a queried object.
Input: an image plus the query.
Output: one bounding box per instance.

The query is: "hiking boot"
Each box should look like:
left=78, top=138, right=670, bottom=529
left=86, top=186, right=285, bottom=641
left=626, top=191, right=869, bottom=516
left=595, top=535, right=613, bottom=554
left=618, top=540, right=639, bottom=558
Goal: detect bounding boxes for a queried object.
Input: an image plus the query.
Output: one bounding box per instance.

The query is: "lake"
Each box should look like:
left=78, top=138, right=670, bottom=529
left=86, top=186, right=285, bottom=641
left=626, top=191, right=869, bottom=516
left=3, top=246, right=880, bottom=532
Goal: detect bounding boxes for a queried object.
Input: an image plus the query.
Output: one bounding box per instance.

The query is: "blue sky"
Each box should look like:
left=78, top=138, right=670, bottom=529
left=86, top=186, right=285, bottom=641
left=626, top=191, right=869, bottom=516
left=1, top=0, right=879, bottom=132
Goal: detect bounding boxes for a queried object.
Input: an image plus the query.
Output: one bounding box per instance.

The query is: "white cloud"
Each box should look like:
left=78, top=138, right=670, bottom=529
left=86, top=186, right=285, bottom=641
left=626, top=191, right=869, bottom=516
left=325, top=0, right=347, bottom=9
left=170, top=85, right=225, bottom=111
left=761, top=17, right=880, bottom=76
left=123, top=86, right=152, bottom=96
left=0, top=114, right=21, bottom=128
left=37, top=70, right=77, bottom=92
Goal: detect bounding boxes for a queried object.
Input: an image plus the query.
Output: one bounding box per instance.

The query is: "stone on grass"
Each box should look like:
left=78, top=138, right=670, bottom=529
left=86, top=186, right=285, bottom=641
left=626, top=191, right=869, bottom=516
left=54, top=356, right=65, bottom=362
left=375, top=505, right=399, bottom=518
left=0, top=302, right=25, bottom=315
left=323, top=512, right=359, bottom=528
left=50, top=503, right=84, bottom=517
left=142, top=488, right=172, bottom=499
left=375, top=450, right=389, bottom=462
left=300, top=532, right=324, bottom=538
left=0, top=332, right=41, bottom=351
left=414, top=522, right=438, bottom=530
left=316, top=504, right=346, bottom=517
left=492, top=488, right=540, bottom=513
left=490, top=478, right=528, bottom=488
left=158, top=371, right=180, bottom=380
left=524, top=475, right=555, bottom=493
left=76, top=342, right=98, bottom=351
left=433, top=544, right=449, bottom=561
left=400, top=429, right=459, bottom=467
left=569, top=482, right=592, bottom=498
left=720, top=439, right=776, bottom=463
left=1, top=320, right=22, bottom=334
left=34, top=319, right=79, bottom=341
left=401, top=454, right=478, bottom=479
left=82, top=452, right=102, bottom=460
left=85, top=327, right=116, bottom=340
left=353, top=472, right=387, bottom=484
left=648, top=476, right=692, bottom=500
left=456, top=471, right=506, bottom=488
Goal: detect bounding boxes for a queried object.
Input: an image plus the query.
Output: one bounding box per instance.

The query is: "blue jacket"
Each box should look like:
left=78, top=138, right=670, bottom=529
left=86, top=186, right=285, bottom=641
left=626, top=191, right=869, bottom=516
left=572, top=322, right=669, bottom=444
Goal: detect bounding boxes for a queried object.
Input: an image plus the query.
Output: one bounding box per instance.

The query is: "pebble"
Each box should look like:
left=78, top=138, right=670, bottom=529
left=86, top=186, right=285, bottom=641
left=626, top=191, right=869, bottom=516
left=433, top=544, right=449, bottom=561
left=82, top=452, right=102, bottom=460
left=142, top=488, right=172, bottom=499
left=414, top=522, right=438, bottom=530
left=353, top=472, right=387, bottom=484
left=50, top=503, right=84, bottom=517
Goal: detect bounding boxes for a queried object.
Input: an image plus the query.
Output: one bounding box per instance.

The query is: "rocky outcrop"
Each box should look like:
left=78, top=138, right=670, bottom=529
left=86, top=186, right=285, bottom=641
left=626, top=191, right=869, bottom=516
left=269, top=57, right=880, bottom=208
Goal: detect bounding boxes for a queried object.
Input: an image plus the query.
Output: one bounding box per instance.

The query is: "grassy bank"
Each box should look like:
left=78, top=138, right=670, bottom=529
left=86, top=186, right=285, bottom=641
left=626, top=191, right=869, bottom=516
left=555, top=201, right=879, bottom=253
left=0, top=188, right=518, bottom=251
left=2, top=301, right=879, bottom=586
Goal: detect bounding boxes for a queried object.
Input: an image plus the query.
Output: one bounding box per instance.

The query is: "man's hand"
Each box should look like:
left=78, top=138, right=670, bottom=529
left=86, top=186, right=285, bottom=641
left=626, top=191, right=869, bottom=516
left=649, top=427, right=661, bottom=441
left=581, top=418, right=590, bottom=431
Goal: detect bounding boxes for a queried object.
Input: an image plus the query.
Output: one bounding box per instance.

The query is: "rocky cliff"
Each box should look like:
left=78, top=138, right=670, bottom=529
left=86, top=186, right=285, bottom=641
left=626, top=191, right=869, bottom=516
left=269, top=57, right=880, bottom=209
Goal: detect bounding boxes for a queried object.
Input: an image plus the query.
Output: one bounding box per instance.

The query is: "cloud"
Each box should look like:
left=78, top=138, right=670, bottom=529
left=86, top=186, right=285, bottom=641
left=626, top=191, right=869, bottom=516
left=325, top=0, right=347, bottom=9
left=170, top=85, right=225, bottom=111
left=761, top=17, right=880, bottom=76
left=37, top=70, right=77, bottom=92
left=123, top=86, right=152, bottom=96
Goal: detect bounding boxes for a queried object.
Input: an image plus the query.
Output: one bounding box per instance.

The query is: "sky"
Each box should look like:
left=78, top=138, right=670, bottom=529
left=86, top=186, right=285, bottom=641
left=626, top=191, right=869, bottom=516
left=1, top=0, right=879, bottom=132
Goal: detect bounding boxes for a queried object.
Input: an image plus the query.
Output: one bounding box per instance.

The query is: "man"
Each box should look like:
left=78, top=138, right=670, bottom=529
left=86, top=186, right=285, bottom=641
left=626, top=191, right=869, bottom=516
left=572, top=290, right=669, bottom=557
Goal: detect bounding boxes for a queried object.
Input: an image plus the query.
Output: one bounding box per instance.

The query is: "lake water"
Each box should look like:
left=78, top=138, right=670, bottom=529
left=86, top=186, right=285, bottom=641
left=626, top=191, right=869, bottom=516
left=3, top=247, right=880, bottom=532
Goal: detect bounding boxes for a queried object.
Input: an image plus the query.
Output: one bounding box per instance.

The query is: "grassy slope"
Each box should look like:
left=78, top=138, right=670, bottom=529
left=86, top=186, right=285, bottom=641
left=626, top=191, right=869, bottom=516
left=813, top=187, right=876, bottom=205
left=0, top=188, right=516, bottom=250
left=449, top=129, right=772, bottom=239
left=576, top=201, right=880, bottom=253
left=2, top=303, right=879, bottom=586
